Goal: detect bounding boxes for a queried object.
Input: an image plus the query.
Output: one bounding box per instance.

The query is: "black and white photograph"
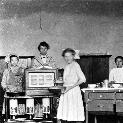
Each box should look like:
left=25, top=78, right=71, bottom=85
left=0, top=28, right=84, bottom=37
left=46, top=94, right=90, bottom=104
left=0, top=0, right=123, bottom=123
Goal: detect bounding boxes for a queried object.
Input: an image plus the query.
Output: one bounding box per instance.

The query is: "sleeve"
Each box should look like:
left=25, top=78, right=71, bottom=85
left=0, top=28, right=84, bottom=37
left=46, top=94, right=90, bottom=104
left=32, top=57, right=43, bottom=68
left=75, top=62, right=86, bottom=83
left=48, top=56, right=57, bottom=69
left=1, top=69, right=8, bottom=89
left=109, top=69, right=114, bottom=82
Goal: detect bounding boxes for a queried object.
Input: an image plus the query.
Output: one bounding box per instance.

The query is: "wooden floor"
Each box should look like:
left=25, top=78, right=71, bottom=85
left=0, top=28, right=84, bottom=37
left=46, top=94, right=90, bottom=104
left=5, top=121, right=53, bottom=123
left=2, top=116, right=123, bottom=123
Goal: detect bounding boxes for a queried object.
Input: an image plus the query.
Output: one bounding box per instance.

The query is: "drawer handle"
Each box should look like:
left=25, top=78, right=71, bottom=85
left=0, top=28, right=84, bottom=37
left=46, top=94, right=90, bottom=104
left=99, top=95, right=103, bottom=98
left=97, top=105, right=104, bottom=108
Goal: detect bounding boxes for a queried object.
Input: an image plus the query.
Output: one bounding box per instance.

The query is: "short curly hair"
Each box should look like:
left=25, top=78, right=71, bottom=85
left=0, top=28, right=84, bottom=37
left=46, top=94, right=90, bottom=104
left=10, top=55, right=19, bottom=62
left=62, top=48, right=75, bottom=57
left=115, top=56, right=123, bottom=63
left=38, top=41, right=50, bottom=51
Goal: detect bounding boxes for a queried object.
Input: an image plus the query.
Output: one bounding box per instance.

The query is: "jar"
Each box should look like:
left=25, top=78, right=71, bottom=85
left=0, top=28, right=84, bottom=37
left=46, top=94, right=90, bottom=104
left=103, top=79, right=109, bottom=88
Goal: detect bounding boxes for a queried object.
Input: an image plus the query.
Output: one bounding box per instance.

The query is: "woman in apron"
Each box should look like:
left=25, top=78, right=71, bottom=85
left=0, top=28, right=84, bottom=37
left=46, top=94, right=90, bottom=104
left=57, top=48, right=86, bottom=123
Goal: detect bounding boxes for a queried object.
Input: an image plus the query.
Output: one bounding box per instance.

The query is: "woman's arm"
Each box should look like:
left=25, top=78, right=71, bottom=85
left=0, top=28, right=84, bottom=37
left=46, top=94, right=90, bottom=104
left=1, top=69, right=8, bottom=90
left=109, top=69, right=114, bottom=82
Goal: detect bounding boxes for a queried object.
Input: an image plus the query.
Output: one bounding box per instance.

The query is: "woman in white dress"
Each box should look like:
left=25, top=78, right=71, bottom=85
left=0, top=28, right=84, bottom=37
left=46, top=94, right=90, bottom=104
left=57, top=48, right=86, bottom=123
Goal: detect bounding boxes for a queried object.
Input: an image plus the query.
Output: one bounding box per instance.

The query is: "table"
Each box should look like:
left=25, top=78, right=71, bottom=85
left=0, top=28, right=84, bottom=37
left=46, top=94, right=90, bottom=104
left=82, top=88, right=123, bottom=123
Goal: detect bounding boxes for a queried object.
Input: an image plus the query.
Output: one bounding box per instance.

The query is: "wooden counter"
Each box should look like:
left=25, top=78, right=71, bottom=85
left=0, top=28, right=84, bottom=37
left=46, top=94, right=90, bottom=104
left=82, top=88, right=123, bottom=123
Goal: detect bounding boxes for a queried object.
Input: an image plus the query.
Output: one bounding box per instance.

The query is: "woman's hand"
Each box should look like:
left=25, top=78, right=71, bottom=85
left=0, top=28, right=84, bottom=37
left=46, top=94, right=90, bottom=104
left=6, top=86, right=17, bottom=92
left=43, top=63, right=49, bottom=66
left=61, top=87, right=66, bottom=94
left=64, top=86, right=72, bottom=94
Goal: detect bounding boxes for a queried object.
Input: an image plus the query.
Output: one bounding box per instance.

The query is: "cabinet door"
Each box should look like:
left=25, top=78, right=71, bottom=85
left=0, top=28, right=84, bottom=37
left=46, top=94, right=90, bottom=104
left=116, top=100, right=123, bottom=112
left=92, top=56, right=109, bottom=83
left=116, top=93, right=123, bottom=112
left=77, top=55, right=111, bottom=84
left=77, top=56, right=93, bottom=84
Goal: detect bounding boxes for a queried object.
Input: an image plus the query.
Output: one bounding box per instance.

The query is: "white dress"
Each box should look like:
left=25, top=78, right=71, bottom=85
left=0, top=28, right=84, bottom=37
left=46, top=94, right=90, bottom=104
left=57, top=61, right=86, bottom=121
left=109, top=67, right=123, bottom=83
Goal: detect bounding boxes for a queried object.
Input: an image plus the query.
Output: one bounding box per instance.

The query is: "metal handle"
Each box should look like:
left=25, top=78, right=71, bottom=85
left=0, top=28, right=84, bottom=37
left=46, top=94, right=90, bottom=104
left=97, top=104, right=104, bottom=108
left=99, top=95, right=103, bottom=98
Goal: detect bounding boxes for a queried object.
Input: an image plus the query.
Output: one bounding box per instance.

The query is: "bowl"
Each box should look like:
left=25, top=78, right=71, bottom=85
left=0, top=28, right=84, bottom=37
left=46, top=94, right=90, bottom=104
left=112, top=84, right=120, bottom=88
left=88, top=84, right=96, bottom=89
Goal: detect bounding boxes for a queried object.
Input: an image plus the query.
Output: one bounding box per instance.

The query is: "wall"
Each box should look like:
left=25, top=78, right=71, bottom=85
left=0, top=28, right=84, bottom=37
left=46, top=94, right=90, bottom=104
left=0, top=1, right=123, bottom=70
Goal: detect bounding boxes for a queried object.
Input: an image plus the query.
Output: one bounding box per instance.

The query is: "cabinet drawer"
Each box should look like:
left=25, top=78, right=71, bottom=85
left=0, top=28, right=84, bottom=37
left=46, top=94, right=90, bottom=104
left=116, top=93, right=123, bottom=99
left=87, top=100, right=114, bottom=112
left=88, top=92, right=114, bottom=100
left=116, top=100, right=123, bottom=112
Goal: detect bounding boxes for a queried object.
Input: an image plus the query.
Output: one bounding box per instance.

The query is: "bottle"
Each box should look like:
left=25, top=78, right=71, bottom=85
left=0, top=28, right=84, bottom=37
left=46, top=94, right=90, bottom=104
left=103, top=79, right=109, bottom=88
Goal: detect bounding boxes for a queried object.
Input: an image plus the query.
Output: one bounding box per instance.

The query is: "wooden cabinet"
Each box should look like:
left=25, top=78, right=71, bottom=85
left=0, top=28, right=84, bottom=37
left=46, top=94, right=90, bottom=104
left=4, top=95, right=57, bottom=123
left=77, top=55, right=111, bottom=84
left=86, top=91, right=115, bottom=113
left=83, top=89, right=123, bottom=123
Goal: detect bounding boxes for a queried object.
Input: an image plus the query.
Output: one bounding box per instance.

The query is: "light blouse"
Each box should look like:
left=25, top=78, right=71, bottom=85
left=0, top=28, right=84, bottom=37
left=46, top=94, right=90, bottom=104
left=63, top=61, right=86, bottom=86
left=109, top=67, right=123, bottom=83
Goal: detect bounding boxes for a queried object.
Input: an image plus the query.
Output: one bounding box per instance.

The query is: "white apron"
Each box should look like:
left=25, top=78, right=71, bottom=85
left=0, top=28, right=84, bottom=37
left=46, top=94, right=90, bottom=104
left=57, top=61, right=85, bottom=121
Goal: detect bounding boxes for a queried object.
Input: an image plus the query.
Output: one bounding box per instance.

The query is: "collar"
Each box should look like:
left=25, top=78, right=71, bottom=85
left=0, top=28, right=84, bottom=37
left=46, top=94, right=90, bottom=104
left=41, top=55, right=46, bottom=58
left=40, top=54, right=46, bottom=58
left=40, top=54, right=49, bottom=58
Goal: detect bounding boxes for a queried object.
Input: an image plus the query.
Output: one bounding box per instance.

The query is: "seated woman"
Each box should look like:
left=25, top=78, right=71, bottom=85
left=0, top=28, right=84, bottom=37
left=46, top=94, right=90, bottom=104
left=1, top=54, right=24, bottom=94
